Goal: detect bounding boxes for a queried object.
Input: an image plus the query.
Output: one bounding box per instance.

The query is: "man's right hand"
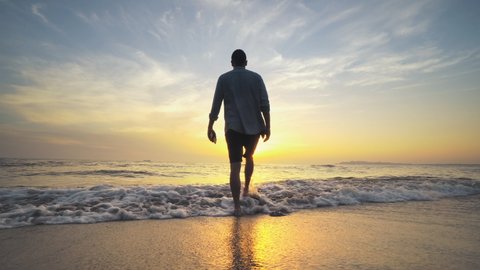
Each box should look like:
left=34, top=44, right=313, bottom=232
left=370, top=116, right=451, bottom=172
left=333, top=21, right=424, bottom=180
left=208, top=129, right=217, bottom=144
left=261, top=129, right=270, bottom=142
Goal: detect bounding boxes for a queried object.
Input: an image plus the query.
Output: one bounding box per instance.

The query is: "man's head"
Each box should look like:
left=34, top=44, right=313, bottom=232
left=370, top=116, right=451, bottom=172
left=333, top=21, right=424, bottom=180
left=231, top=49, right=247, bottom=67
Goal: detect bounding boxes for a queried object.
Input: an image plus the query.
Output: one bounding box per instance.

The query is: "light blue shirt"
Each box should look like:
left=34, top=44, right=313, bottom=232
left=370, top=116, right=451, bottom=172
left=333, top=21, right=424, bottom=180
left=209, top=67, right=270, bottom=135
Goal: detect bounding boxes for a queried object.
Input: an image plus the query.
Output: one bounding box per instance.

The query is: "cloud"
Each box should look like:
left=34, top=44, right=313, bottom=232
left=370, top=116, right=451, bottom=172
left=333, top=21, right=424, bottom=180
left=0, top=50, right=203, bottom=132
left=264, top=46, right=476, bottom=91
left=75, top=11, right=102, bottom=25
left=198, top=0, right=240, bottom=9
left=262, top=54, right=334, bottom=93
left=31, top=3, right=63, bottom=33
left=31, top=4, right=48, bottom=23
left=250, top=0, right=473, bottom=91
left=344, top=46, right=479, bottom=86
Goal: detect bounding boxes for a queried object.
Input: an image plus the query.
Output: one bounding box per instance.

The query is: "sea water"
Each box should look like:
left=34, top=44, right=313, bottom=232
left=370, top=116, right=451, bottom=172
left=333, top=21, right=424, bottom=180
left=1, top=158, right=479, bottom=228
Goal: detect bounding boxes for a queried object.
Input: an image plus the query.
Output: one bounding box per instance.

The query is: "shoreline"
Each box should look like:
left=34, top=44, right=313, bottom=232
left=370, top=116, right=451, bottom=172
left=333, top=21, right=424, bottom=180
left=1, top=195, right=480, bottom=269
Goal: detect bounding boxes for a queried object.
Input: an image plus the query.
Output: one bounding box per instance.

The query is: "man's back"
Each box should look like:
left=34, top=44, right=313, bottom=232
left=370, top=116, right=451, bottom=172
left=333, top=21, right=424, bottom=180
left=210, top=67, right=269, bottom=135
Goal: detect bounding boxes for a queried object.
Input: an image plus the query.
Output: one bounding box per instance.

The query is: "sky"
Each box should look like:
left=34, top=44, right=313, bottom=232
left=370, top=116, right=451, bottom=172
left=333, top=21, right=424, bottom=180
left=0, top=0, right=479, bottom=164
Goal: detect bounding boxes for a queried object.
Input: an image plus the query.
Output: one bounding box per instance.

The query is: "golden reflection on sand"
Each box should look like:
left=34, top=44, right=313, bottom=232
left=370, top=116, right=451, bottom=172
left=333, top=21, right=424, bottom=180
left=227, top=213, right=336, bottom=269
left=228, top=215, right=314, bottom=269
left=230, top=217, right=258, bottom=269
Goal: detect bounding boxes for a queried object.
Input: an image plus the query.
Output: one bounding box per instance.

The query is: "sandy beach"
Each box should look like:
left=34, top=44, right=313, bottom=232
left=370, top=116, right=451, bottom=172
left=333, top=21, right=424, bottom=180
left=1, top=195, right=479, bottom=270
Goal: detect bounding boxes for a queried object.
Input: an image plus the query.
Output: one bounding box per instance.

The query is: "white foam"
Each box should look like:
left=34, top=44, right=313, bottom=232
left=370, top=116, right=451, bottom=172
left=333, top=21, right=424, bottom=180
left=1, top=177, right=479, bottom=228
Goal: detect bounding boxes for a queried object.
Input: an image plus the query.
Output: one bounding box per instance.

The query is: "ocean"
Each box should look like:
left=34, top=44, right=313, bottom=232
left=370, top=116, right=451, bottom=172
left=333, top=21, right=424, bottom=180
left=1, top=158, right=479, bottom=229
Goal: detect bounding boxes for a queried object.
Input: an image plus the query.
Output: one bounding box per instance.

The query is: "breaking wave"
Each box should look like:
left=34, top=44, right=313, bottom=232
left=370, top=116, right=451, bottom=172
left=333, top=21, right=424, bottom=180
left=1, top=176, right=479, bottom=228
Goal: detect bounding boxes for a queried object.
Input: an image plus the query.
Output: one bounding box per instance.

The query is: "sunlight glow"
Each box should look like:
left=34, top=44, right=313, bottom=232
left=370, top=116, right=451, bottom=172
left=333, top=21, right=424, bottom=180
left=0, top=0, right=479, bottom=163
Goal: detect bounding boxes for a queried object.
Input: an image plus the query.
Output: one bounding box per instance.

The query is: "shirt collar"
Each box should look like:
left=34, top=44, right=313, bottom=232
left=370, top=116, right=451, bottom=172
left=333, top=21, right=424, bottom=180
left=233, top=66, right=246, bottom=70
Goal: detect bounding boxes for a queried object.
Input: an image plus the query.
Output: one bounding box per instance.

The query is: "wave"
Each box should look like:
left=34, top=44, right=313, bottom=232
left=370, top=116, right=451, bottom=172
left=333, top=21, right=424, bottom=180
left=23, top=170, right=165, bottom=178
left=0, top=159, right=72, bottom=168
left=1, top=177, right=479, bottom=228
left=310, top=164, right=336, bottom=168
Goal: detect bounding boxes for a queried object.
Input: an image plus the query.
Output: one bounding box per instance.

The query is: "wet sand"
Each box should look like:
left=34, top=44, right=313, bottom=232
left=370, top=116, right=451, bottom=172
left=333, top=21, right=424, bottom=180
left=1, top=195, right=479, bottom=270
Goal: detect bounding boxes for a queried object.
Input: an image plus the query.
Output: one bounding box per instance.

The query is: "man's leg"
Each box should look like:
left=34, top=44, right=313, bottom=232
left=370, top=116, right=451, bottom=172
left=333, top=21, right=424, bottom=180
left=230, top=162, right=242, bottom=216
left=242, top=133, right=260, bottom=197
left=243, top=156, right=254, bottom=196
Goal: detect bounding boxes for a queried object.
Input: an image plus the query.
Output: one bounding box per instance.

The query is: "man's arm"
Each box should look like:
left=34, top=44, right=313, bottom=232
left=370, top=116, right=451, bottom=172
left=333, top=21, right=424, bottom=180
left=259, top=76, right=270, bottom=142
left=262, top=111, right=270, bottom=142
left=207, top=77, right=223, bottom=144
left=207, top=118, right=217, bottom=144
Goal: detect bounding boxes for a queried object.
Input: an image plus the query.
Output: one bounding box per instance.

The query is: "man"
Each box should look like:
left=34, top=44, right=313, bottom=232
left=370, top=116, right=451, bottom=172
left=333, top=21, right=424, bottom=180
left=207, top=49, right=271, bottom=217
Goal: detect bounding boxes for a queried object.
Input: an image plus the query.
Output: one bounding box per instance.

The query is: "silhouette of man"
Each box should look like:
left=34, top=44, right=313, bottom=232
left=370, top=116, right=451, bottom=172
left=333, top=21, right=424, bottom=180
left=208, top=49, right=271, bottom=216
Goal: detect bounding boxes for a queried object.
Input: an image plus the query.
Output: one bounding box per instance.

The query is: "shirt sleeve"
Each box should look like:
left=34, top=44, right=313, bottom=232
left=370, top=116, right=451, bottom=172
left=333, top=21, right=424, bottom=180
left=259, top=76, right=270, bottom=113
left=209, top=76, right=224, bottom=121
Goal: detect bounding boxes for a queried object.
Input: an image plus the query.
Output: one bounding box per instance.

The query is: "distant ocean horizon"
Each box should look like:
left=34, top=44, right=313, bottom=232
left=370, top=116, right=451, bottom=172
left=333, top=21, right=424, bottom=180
left=1, top=157, right=480, bottom=228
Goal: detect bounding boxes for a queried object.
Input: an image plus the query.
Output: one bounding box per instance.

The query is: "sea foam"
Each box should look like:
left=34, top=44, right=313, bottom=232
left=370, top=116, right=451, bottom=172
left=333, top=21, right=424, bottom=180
left=1, top=177, right=479, bottom=228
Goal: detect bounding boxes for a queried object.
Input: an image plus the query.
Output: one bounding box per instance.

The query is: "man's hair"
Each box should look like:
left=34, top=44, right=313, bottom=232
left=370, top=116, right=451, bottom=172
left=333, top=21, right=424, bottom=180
left=231, top=49, right=247, bottom=66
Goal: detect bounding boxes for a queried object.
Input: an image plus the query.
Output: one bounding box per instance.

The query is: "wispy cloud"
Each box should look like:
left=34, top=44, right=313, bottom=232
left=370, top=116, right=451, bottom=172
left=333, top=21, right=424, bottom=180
left=75, top=11, right=102, bottom=25
left=31, top=3, right=63, bottom=33
left=263, top=45, right=476, bottom=92
left=31, top=4, right=48, bottom=23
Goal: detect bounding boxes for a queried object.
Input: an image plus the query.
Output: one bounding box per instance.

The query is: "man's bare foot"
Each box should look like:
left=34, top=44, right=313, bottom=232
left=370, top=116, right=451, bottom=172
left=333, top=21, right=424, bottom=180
left=233, top=206, right=242, bottom=217
left=243, top=188, right=261, bottom=200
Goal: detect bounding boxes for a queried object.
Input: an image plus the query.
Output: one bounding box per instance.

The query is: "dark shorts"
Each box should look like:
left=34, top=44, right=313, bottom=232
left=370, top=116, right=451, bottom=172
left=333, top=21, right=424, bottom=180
left=225, top=129, right=260, bottom=163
